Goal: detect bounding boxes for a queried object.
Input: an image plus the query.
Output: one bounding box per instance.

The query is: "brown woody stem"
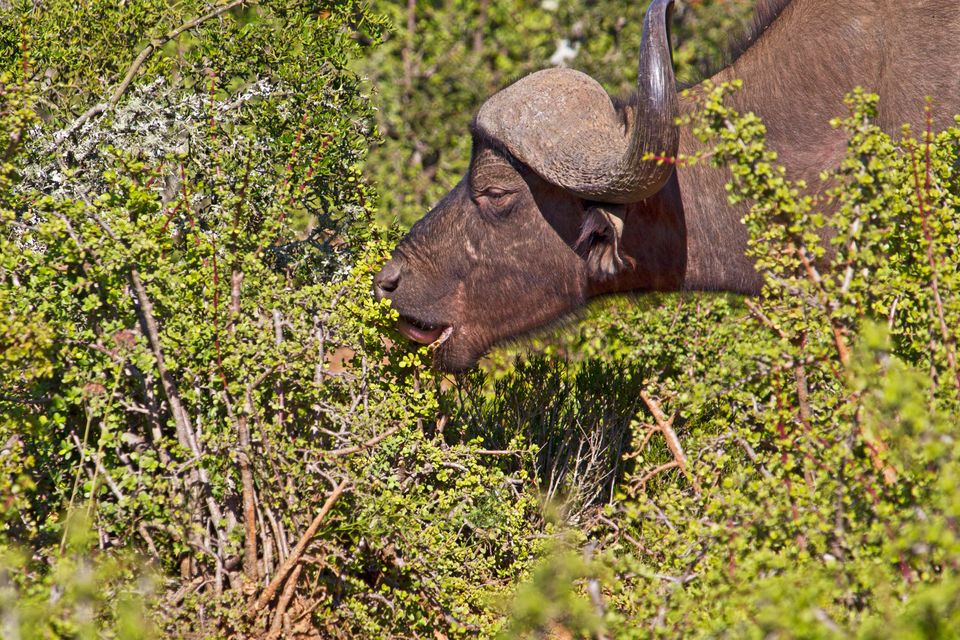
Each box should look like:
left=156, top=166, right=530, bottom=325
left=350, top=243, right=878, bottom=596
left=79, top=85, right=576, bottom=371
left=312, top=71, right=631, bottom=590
left=249, top=479, right=350, bottom=616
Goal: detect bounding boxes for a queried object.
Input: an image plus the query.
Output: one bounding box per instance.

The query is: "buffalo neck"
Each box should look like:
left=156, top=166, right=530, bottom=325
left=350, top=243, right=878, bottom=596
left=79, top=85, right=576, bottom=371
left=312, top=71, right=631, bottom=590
left=612, top=104, right=766, bottom=297
left=666, top=0, right=886, bottom=295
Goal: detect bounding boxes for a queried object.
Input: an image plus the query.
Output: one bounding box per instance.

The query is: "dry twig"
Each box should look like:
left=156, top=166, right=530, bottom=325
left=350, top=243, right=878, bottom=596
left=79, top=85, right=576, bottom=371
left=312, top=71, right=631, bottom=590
left=635, top=391, right=701, bottom=495
left=248, top=479, right=350, bottom=616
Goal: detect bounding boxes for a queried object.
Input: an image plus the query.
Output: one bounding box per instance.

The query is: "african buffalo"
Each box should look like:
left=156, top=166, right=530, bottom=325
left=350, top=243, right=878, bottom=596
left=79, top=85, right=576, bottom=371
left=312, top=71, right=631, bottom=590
left=374, top=0, right=960, bottom=372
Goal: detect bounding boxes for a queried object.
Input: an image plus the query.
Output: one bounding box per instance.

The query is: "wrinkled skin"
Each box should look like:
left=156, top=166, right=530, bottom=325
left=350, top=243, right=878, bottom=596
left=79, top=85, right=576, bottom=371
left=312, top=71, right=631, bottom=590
left=377, top=144, right=589, bottom=372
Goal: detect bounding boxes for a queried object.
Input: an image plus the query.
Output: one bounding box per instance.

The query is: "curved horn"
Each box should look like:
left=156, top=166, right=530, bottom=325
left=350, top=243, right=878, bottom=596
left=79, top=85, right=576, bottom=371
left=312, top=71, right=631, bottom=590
left=474, top=0, right=678, bottom=204
left=622, top=0, right=679, bottom=198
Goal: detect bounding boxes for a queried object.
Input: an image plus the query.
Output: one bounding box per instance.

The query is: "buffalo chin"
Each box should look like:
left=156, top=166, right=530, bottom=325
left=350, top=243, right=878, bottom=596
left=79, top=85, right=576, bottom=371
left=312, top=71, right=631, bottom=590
left=431, top=333, right=483, bottom=374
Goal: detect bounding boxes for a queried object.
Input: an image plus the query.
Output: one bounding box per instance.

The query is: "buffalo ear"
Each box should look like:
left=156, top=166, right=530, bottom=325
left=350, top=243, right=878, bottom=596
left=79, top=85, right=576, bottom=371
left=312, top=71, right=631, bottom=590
left=574, top=204, right=636, bottom=280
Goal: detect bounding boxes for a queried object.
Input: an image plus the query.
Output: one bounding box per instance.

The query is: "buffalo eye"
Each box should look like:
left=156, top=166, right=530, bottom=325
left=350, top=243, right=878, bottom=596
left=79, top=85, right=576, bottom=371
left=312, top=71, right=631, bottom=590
left=479, top=187, right=512, bottom=201
left=475, top=187, right=516, bottom=217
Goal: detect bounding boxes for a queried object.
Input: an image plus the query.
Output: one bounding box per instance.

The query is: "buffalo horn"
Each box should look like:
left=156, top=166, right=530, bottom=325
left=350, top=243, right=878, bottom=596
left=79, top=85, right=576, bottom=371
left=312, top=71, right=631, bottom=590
left=474, top=0, right=678, bottom=204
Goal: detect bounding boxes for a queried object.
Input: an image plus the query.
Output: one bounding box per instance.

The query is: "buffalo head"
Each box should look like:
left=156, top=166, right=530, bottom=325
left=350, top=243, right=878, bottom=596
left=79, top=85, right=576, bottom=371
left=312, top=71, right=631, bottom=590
left=374, top=0, right=680, bottom=372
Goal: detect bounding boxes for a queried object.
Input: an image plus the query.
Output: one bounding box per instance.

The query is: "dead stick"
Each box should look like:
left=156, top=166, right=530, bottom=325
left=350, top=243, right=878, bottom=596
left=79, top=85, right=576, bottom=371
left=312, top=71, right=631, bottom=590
left=640, top=391, right=701, bottom=494
left=248, top=479, right=350, bottom=615
left=267, top=563, right=302, bottom=639
left=640, top=391, right=675, bottom=430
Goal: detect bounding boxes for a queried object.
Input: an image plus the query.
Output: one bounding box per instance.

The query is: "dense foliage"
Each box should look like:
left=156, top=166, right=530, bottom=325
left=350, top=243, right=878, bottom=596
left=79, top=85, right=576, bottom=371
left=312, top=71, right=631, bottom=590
left=1, top=1, right=529, bottom=636
left=2, top=1, right=960, bottom=639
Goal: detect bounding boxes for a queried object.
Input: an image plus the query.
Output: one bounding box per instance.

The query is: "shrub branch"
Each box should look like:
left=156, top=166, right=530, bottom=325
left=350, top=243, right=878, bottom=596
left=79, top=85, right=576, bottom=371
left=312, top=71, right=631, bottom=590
left=248, top=478, right=351, bottom=616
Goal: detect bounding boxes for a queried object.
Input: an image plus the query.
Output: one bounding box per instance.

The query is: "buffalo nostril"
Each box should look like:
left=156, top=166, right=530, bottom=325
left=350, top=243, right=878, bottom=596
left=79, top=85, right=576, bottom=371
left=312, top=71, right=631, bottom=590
left=374, top=260, right=402, bottom=298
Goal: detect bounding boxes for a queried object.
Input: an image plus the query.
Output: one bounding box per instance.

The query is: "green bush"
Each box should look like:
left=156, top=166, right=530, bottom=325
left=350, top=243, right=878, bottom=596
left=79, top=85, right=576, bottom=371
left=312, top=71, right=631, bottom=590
left=1, top=513, right=154, bottom=640
left=1, top=1, right=541, bottom=637
left=3, top=1, right=960, bottom=638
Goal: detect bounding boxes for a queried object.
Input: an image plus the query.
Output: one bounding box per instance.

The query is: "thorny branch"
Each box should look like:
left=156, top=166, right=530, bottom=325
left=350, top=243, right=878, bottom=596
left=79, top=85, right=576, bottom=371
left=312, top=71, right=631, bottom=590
left=909, top=106, right=960, bottom=396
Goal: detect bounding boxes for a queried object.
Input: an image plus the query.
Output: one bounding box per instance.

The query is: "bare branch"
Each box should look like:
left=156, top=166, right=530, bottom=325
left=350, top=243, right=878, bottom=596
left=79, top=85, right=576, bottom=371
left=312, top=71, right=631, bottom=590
left=238, top=412, right=258, bottom=582
left=736, top=436, right=774, bottom=481
left=743, top=298, right=786, bottom=339
left=635, top=460, right=680, bottom=492
left=317, top=425, right=402, bottom=457
left=267, top=563, right=302, bottom=639
left=472, top=449, right=525, bottom=457
left=248, top=479, right=350, bottom=616
left=639, top=391, right=701, bottom=495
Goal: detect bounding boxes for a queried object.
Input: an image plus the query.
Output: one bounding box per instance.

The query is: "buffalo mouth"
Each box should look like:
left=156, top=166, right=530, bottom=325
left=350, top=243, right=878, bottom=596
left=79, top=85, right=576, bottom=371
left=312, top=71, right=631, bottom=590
left=397, top=315, right=453, bottom=347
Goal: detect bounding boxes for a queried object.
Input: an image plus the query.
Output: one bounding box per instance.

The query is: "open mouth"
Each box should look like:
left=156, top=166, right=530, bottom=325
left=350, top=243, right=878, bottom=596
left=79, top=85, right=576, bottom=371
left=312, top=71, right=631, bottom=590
left=397, top=316, right=453, bottom=347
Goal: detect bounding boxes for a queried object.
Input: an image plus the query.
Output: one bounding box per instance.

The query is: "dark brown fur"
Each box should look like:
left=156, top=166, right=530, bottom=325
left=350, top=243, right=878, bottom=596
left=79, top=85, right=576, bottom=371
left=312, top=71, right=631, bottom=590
left=728, top=0, right=794, bottom=64
left=376, top=0, right=960, bottom=371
